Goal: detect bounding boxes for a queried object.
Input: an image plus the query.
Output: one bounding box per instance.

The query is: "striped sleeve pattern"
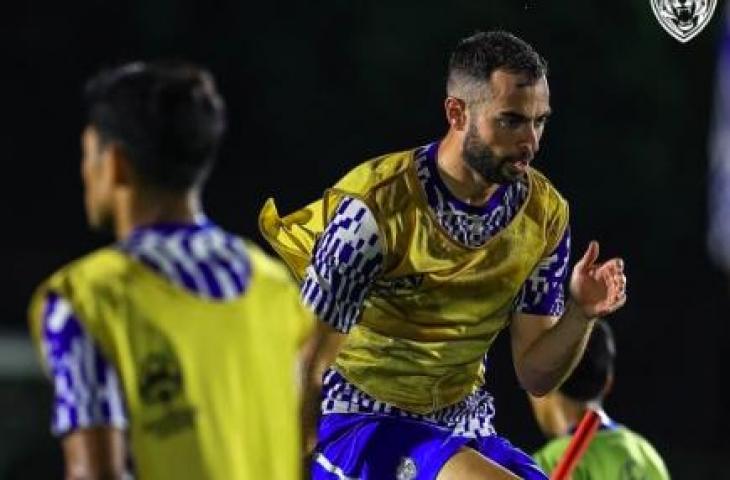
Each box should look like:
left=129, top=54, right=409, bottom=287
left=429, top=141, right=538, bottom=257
left=41, top=293, right=128, bottom=437
left=300, top=197, right=384, bottom=333
left=513, top=226, right=571, bottom=317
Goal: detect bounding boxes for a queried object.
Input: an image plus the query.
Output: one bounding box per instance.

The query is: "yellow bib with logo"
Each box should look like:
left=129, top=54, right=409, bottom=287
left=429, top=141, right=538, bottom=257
left=260, top=147, right=568, bottom=414
left=29, top=242, right=312, bottom=480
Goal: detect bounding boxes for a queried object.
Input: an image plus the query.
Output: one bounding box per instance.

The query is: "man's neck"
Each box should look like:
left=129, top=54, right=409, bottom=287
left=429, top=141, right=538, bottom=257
left=113, top=188, right=202, bottom=240
left=558, top=396, right=606, bottom=436
left=436, top=130, right=499, bottom=207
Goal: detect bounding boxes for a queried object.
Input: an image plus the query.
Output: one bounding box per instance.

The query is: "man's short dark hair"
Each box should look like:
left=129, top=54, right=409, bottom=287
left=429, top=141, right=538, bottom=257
left=85, top=61, right=226, bottom=192
left=559, top=320, right=616, bottom=402
left=447, top=30, right=548, bottom=104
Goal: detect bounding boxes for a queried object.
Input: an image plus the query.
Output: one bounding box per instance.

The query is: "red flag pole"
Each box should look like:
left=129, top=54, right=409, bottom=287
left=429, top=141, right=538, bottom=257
left=550, top=408, right=601, bottom=480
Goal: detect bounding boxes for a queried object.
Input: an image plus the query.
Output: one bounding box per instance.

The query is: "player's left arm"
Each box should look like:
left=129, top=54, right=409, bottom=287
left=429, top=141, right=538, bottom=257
left=510, top=231, right=626, bottom=397
left=39, top=292, right=129, bottom=479
left=62, top=428, right=127, bottom=480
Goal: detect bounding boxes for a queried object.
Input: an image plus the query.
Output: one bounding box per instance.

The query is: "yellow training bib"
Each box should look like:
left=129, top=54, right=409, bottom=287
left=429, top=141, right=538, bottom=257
left=261, top=147, right=568, bottom=413
left=29, top=242, right=313, bottom=479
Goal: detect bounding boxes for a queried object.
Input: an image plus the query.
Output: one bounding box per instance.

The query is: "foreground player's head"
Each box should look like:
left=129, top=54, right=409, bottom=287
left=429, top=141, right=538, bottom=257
left=529, top=320, right=616, bottom=438
left=81, top=61, right=226, bottom=233
left=445, top=31, right=550, bottom=185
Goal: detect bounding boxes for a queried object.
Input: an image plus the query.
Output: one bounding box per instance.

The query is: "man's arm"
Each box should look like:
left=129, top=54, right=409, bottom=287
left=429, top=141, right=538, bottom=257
left=41, top=293, right=128, bottom=479
left=296, top=197, right=384, bottom=454
left=298, top=322, right=348, bottom=454
left=62, top=429, right=127, bottom=480
left=511, top=240, right=627, bottom=397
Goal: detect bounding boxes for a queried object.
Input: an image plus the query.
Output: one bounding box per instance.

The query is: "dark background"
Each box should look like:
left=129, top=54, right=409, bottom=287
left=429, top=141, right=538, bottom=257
left=1, top=1, right=728, bottom=477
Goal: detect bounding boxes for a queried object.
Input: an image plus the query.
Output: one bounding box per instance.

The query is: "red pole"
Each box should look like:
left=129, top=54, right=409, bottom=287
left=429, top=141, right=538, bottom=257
left=550, top=408, right=601, bottom=480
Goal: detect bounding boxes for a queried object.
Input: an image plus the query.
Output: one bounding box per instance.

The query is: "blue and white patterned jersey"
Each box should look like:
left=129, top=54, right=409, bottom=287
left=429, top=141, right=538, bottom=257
left=300, top=196, right=384, bottom=334
left=42, top=293, right=128, bottom=436
left=302, top=142, right=571, bottom=334
left=302, top=142, right=571, bottom=436
left=40, top=220, right=251, bottom=436
left=416, top=142, right=530, bottom=247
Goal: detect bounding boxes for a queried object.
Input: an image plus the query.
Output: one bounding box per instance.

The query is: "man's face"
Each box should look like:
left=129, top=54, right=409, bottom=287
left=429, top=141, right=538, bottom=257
left=462, top=70, right=550, bottom=185
left=81, top=126, right=115, bottom=232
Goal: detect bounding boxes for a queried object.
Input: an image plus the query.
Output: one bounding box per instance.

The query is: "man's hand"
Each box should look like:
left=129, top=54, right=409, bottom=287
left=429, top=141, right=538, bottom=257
left=569, top=241, right=627, bottom=318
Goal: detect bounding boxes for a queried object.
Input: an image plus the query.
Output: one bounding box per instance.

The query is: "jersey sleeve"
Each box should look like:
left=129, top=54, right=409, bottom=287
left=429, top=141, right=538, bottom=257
left=299, top=197, right=384, bottom=333
left=41, top=292, right=128, bottom=436
left=513, top=225, right=571, bottom=317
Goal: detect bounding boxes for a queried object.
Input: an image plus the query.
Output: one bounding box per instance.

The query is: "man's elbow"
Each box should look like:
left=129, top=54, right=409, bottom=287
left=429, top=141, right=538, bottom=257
left=515, top=366, right=559, bottom=398
left=522, top=384, right=553, bottom=398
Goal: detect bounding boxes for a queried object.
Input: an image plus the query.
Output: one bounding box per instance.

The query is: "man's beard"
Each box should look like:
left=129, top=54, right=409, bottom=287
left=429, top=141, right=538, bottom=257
left=462, top=122, right=527, bottom=185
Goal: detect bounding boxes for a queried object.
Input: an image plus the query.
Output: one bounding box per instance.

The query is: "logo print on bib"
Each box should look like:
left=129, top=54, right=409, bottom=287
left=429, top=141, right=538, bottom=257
left=396, top=457, right=418, bottom=480
left=130, top=315, right=197, bottom=437
left=651, top=0, right=717, bottom=43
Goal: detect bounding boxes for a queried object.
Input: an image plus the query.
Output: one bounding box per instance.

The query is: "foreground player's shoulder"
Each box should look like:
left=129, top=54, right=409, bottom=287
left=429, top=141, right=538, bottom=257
left=42, top=247, right=133, bottom=292
left=28, top=247, right=130, bottom=347
left=35, top=247, right=132, bottom=297
left=244, top=239, right=315, bottom=341
left=244, top=239, right=300, bottom=286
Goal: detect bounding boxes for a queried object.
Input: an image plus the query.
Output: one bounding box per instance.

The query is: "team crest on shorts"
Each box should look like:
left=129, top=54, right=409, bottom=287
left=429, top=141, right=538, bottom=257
left=650, top=0, right=717, bottom=43
left=396, top=457, right=418, bottom=480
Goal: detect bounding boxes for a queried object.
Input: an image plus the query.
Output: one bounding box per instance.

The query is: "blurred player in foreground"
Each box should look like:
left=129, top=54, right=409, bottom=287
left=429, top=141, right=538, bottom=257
left=29, top=61, right=313, bottom=479
left=530, top=320, right=670, bottom=479
left=261, top=30, right=627, bottom=479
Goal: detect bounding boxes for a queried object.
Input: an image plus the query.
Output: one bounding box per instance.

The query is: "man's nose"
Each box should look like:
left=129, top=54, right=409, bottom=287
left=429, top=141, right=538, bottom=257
left=519, top=124, right=539, bottom=155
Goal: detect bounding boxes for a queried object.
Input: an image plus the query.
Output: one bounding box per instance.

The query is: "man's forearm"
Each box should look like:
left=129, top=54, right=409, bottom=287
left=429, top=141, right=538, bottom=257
left=301, top=376, right=322, bottom=456
left=297, top=322, right=348, bottom=457
left=62, top=428, right=127, bottom=480
left=515, top=299, right=596, bottom=396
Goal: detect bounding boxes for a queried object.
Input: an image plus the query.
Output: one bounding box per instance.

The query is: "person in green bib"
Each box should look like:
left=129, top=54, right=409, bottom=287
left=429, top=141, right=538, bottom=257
left=530, top=320, right=670, bottom=479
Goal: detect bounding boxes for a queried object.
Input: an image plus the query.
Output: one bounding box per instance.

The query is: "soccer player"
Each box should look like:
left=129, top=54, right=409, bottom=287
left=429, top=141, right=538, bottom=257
left=261, top=31, right=627, bottom=479
left=529, top=320, right=670, bottom=479
left=29, top=62, right=313, bottom=479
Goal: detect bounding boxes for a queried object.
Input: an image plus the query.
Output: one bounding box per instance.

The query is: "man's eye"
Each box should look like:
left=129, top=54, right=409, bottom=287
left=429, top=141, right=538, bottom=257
left=498, top=117, right=521, bottom=129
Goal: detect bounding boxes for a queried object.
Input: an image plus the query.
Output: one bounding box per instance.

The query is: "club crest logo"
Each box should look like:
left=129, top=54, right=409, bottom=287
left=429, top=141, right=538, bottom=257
left=651, top=0, right=717, bottom=43
left=130, top=314, right=197, bottom=438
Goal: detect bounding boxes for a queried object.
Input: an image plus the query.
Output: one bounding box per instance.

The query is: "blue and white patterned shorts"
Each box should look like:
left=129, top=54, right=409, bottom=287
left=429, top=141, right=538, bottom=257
left=312, top=370, right=547, bottom=480
left=312, top=413, right=547, bottom=480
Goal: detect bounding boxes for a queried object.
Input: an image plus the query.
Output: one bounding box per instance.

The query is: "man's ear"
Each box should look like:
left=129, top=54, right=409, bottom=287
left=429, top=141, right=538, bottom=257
left=107, top=143, right=134, bottom=188
left=444, top=96, right=468, bottom=131
left=602, top=372, right=615, bottom=398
